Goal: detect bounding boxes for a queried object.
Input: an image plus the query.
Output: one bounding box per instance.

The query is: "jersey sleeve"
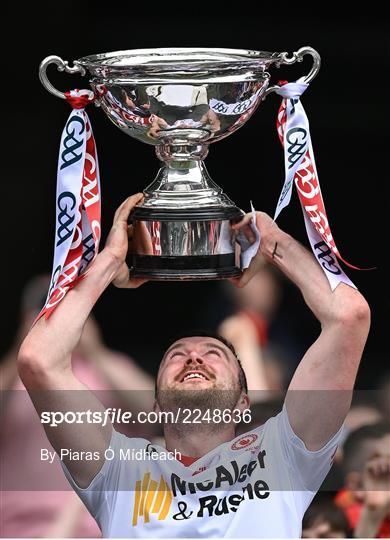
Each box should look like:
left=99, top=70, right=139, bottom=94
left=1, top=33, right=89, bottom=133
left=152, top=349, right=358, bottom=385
left=272, top=404, right=343, bottom=493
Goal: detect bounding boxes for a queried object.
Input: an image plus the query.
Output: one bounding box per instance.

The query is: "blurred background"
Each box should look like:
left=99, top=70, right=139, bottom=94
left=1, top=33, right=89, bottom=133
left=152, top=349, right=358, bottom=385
left=1, top=7, right=389, bottom=538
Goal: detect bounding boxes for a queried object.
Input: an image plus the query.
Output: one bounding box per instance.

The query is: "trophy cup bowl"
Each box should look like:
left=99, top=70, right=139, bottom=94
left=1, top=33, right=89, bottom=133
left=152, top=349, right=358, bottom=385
left=39, top=47, right=320, bottom=280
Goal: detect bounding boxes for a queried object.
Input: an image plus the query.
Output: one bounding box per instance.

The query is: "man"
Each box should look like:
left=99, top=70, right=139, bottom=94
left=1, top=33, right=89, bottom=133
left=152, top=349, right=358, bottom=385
left=18, top=193, right=371, bottom=537
left=336, top=423, right=390, bottom=537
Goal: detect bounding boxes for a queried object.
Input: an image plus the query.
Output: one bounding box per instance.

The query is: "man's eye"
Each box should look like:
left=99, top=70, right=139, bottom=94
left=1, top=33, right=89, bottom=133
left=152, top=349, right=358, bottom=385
left=205, top=349, right=221, bottom=357
left=171, top=351, right=185, bottom=359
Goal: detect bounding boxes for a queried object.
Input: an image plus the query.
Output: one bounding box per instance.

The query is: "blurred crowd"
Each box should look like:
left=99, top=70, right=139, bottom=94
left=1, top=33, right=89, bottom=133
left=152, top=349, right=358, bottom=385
left=0, top=266, right=389, bottom=538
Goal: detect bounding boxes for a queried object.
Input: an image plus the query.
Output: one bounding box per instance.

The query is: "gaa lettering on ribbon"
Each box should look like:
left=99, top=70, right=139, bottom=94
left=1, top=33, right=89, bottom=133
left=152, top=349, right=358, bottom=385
left=274, top=84, right=355, bottom=290
left=81, top=234, right=96, bottom=262
left=70, top=223, right=83, bottom=251
left=46, top=286, right=69, bottom=309
left=83, top=160, right=99, bottom=208
left=305, top=204, right=329, bottom=237
left=60, top=257, right=83, bottom=285
left=60, top=115, right=85, bottom=170
left=196, top=480, right=270, bottom=517
left=288, top=97, right=299, bottom=115
left=46, top=255, right=83, bottom=309
left=78, top=234, right=97, bottom=275
left=294, top=154, right=319, bottom=199
left=38, top=104, right=101, bottom=321
left=313, top=241, right=342, bottom=275
left=91, top=220, right=101, bottom=243
left=56, top=192, right=77, bottom=247
left=48, top=265, right=62, bottom=297
left=286, top=127, right=307, bottom=169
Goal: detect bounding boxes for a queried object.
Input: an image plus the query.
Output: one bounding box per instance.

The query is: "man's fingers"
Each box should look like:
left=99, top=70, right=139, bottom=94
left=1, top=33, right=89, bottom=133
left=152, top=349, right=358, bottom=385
left=232, top=210, right=275, bottom=234
left=231, top=213, right=252, bottom=230
left=232, top=215, right=257, bottom=244
left=114, top=193, right=143, bottom=222
left=127, top=277, right=149, bottom=289
left=114, top=276, right=149, bottom=289
left=241, top=224, right=257, bottom=244
left=375, top=457, right=390, bottom=476
left=113, top=193, right=144, bottom=224
left=112, top=261, right=149, bottom=289
left=366, top=456, right=390, bottom=478
left=112, top=263, right=131, bottom=288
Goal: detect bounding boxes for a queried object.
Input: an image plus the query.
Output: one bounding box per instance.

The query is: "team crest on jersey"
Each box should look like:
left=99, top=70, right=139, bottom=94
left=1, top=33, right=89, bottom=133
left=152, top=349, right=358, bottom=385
left=231, top=433, right=258, bottom=451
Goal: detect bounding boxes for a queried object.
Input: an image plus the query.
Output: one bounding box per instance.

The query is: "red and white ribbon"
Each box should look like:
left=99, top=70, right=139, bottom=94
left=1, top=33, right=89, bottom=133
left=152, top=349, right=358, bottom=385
left=274, top=80, right=356, bottom=290
left=37, top=89, right=101, bottom=320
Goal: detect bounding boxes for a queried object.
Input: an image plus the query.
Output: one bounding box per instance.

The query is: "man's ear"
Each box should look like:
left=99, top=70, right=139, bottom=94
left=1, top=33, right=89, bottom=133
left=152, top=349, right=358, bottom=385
left=236, top=392, right=250, bottom=412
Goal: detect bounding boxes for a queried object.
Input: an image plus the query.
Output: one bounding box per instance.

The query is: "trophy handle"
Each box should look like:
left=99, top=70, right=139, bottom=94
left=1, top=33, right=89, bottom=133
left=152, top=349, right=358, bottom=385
left=39, top=55, right=86, bottom=99
left=264, top=46, right=321, bottom=97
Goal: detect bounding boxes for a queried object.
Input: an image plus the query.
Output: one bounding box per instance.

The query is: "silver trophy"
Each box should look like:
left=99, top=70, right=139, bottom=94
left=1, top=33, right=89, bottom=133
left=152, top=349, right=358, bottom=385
left=39, top=47, right=320, bottom=280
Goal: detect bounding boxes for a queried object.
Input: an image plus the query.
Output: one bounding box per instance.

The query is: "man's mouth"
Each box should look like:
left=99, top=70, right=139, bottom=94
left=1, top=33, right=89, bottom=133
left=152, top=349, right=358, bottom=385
left=180, top=370, right=210, bottom=383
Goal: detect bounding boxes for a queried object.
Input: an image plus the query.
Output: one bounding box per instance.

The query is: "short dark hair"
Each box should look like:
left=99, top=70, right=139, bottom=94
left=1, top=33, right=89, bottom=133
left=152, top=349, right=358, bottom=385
left=157, top=329, right=248, bottom=394
left=343, top=422, right=390, bottom=475
left=303, top=494, right=351, bottom=537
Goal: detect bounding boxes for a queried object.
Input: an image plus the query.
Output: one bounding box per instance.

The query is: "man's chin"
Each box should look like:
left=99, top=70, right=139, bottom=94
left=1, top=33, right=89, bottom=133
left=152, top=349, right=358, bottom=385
left=156, top=387, right=241, bottom=416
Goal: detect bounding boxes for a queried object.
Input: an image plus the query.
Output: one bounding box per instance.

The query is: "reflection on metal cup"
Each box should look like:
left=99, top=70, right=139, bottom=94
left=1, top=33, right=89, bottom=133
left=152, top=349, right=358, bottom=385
left=39, top=47, right=321, bottom=280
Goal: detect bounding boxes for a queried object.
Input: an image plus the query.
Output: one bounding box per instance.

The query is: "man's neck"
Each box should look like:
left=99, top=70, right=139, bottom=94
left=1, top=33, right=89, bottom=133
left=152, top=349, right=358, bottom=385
left=164, top=424, right=235, bottom=459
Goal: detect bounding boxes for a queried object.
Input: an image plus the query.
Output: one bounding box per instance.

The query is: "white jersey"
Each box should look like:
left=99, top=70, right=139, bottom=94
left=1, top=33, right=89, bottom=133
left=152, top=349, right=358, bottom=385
left=62, top=405, right=341, bottom=538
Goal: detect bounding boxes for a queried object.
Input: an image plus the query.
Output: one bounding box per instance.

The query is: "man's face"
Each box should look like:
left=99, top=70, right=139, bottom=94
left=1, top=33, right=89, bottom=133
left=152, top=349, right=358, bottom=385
left=155, top=337, right=245, bottom=416
left=347, top=433, right=390, bottom=499
left=157, top=336, right=241, bottom=392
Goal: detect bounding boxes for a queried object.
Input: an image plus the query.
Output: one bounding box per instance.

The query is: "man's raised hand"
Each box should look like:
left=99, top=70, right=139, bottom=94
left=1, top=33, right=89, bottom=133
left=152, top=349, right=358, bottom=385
left=103, top=193, right=148, bottom=289
left=231, top=211, right=282, bottom=288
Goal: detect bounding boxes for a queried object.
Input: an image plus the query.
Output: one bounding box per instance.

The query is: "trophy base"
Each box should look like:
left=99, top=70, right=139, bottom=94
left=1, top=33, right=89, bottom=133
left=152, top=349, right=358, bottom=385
left=129, top=202, right=244, bottom=281
left=129, top=254, right=242, bottom=281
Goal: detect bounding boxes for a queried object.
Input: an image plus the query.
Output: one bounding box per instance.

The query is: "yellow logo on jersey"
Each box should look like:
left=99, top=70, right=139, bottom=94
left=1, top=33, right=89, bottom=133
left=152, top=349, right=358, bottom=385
left=132, top=473, right=172, bottom=526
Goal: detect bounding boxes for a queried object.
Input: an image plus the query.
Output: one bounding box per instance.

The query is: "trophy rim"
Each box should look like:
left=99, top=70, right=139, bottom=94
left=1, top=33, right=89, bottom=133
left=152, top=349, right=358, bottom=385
left=77, top=47, right=281, bottom=69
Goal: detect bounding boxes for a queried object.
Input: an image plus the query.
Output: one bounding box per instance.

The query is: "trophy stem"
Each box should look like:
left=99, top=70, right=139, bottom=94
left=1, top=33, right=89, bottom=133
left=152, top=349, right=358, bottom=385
left=147, top=147, right=221, bottom=203
left=129, top=138, right=243, bottom=280
left=154, top=142, right=215, bottom=194
left=134, top=136, right=239, bottom=213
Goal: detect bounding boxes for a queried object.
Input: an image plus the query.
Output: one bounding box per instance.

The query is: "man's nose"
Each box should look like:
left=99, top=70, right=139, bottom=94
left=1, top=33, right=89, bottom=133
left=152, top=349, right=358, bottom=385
left=185, top=351, right=204, bottom=365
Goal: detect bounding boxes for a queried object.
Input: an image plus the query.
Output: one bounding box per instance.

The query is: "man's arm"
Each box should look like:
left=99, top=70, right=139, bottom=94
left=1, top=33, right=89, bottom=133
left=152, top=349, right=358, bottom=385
left=233, top=213, right=370, bottom=450
left=17, top=193, right=145, bottom=488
